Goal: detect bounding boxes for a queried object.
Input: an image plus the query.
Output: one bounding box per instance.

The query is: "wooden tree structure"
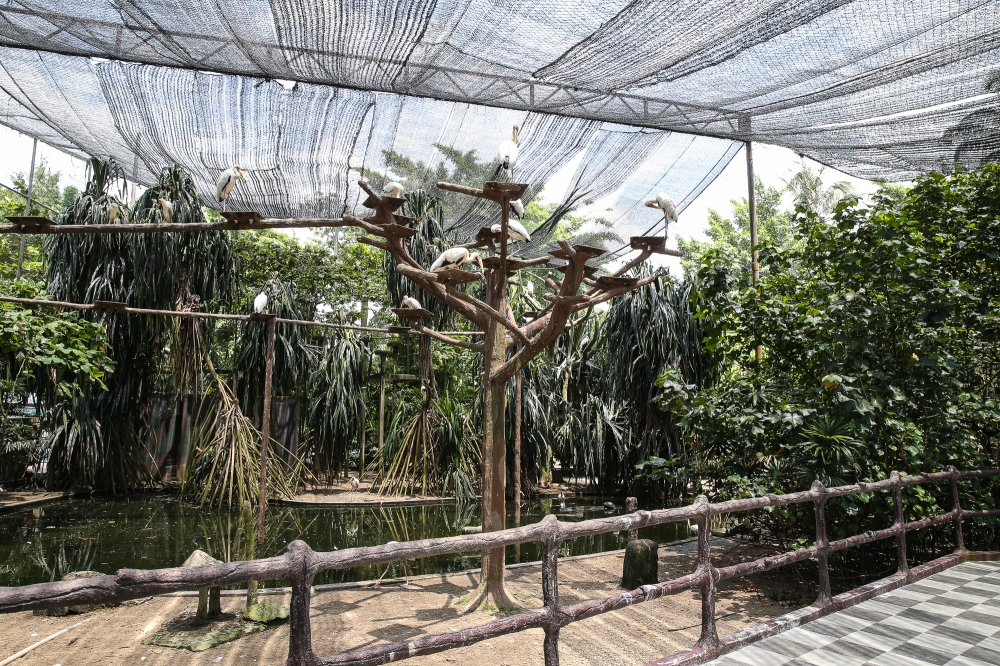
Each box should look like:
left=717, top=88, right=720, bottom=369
left=343, top=179, right=665, bottom=610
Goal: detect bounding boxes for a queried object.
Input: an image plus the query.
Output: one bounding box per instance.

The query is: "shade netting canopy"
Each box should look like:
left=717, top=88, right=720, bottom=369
left=1, top=0, right=998, bottom=253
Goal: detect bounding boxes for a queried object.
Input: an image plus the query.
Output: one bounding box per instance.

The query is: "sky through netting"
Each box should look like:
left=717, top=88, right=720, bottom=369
left=1, top=0, right=998, bottom=255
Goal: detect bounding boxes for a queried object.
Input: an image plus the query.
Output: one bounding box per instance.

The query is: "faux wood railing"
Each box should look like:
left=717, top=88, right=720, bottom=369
left=1, top=467, right=998, bottom=666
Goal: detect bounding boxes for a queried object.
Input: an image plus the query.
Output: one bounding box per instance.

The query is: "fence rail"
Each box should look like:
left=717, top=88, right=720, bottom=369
left=2, top=467, right=998, bottom=666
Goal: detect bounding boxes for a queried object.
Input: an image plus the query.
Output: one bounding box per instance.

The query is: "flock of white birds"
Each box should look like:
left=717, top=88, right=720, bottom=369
left=195, top=127, right=678, bottom=315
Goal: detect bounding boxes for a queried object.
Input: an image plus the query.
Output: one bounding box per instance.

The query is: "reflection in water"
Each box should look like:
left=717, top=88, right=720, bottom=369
left=0, top=495, right=687, bottom=588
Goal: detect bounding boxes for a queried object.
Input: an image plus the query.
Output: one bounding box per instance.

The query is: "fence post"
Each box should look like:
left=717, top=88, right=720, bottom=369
left=891, top=471, right=909, bottom=579
left=949, top=466, right=965, bottom=555
left=285, top=540, right=316, bottom=666
left=812, top=480, right=832, bottom=605
left=541, top=515, right=561, bottom=666
left=694, top=495, right=719, bottom=650
left=626, top=497, right=638, bottom=542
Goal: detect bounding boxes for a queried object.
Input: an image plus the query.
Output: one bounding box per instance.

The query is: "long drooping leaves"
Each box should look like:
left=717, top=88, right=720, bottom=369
left=307, top=332, right=369, bottom=480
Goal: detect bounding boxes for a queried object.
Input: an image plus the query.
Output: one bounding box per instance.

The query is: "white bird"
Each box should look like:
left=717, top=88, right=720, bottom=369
left=645, top=192, right=678, bottom=236
left=510, top=198, right=524, bottom=219
left=401, top=296, right=422, bottom=309
left=498, top=124, right=519, bottom=178
left=382, top=181, right=404, bottom=197
left=350, top=476, right=360, bottom=490
left=525, top=281, right=535, bottom=295
left=253, top=290, right=268, bottom=314
left=108, top=202, right=120, bottom=223
left=429, top=247, right=484, bottom=273
left=216, top=166, right=246, bottom=203
left=156, top=198, right=173, bottom=223
left=490, top=219, right=531, bottom=243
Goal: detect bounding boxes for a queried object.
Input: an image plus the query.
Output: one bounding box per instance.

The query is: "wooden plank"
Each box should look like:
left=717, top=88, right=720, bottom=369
left=220, top=211, right=264, bottom=224
left=4, top=216, right=54, bottom=233
left=392, top=307, right=433, bottom=320
left=548, top=244, right=605, bottom=260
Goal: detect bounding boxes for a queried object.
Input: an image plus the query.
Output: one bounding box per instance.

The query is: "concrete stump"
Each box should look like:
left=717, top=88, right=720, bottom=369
left=183, top=549, right=222, bottom=621
left=621, top=538, right=658, bottom=589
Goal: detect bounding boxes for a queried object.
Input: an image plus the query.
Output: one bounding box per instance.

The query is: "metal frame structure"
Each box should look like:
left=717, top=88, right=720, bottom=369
left=0, top=467, right=995, bottom=666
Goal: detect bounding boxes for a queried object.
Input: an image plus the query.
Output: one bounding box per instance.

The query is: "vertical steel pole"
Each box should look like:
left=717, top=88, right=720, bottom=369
left=949, top=466, right=965, bottom=554
left=891, top=471, right=910, bottom=578
left=257, top=315, right=277, bottom=544
left=745, top=140, right=762, bottom=364
left=16, top=138, right=38, bottom=279
left=812, top=480, right=832, bottom=605
left=695, top=495, right=719, bottom=650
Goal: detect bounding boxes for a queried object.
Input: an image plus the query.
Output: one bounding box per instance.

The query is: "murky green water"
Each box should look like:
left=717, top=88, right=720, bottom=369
left=0, top=494, right=688, bottom=588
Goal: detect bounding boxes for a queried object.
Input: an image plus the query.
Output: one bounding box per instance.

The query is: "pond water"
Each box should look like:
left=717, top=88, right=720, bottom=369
left=0, top=494, right=689, bottom=588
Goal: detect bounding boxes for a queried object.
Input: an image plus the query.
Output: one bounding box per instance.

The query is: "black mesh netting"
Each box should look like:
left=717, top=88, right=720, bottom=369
left=1, top=0, right=998, bottom=254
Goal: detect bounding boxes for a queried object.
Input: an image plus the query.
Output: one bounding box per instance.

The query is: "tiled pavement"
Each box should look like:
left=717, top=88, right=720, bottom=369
left=706, top=560, right=1000, bottom=666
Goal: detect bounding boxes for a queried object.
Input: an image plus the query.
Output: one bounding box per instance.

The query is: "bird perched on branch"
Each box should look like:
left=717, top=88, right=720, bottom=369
left=495, top=124, right=519, bottom=179
left=382, top=181, right=404, bottom=197
left=156, top=198, right=173, bottom=224
left=510, top=198, right=524, bottom=220
left=108, top=202, right=121, bottom=223
left=490, top=219, right=531, bottom=243
left=253, top=289, right=268, bottom=314
left=430, top=247, right=484, bottom=272
left=401, top=296, right=422, bottom=309
left=644, top=193, right=677, bottom=237
left=216, top=166, right=246, bottom=204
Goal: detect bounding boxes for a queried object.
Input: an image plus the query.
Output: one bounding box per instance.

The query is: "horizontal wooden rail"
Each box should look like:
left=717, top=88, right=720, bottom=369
left=0, top=468, right=997, bottom=666
left=0, top=217, right=349, bottom=234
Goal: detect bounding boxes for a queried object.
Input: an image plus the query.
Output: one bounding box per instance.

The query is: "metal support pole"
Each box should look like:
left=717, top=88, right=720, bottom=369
left=812, top=480, right=832, bottom=605
left=891, top=471, right=909, bottom=578
left=257, top=314, right=277, bottom=544
left=950, top=466, right=965, bottom=554
left=541, top=523, right=561, bottom=666
left=694, top=495, right=719, bottom=650
left=745, top=140, right=762, bottom=364
left=514, top=366, right=523, bottom=523
left=16, top=138, right=38, bottom=279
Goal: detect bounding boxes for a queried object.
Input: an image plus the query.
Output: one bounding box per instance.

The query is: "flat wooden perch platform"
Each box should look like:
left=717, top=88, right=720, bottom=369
left=554, top=263, right=598, bottom=278
left=220, top=211, right=264, bottom=224
left=594, top=276, right=640, bottom=290
left=631, top=236, right=683, bottom=257
left=380, top=223, right=418, bottom=238
left=4, top=216, right=54, bottom=232
left=392, top=307, right=433, bottom=320
left=548, top=244, right=605, bottom=261
left=362, top=194, right=405, bottom=211
left=437, top=181, right=529, bottom=204
left=482, top=257, right=546, bottom=273
left=476, top=226, right=502, bottom=244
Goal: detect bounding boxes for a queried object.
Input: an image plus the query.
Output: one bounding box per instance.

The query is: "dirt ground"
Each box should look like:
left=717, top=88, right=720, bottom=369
left=0, top=490, right=67, bottom=512
left=0, top=537, right=800, bottom=666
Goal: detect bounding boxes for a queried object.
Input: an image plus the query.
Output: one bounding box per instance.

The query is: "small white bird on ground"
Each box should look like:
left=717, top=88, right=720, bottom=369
left=216, top=166, right=246, bottom=205
left=490, top=218, right=531, bottom=243
left=156, top=198, right=173, bottom=223
left=253, top=290, right=268, bottom=314
left=350, top=476, right=360, bottom=490
left=401, top=296, right=422, bottom=309
left=645, top=192, right=677, bottom=237
left=429, top=247, right=484, bottom=272
left=108, top=202, right=120, bottom=223
left=498, top=125, right=519, bottom=178
left=510, top=198, right=524, bottom=219
left=382, top=181, right=404, bottom=197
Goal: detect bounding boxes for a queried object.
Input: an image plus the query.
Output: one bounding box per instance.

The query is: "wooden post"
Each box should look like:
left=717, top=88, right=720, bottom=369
left=16, top=138, right=37, bottom=280
left=694, top=495, right=719, bottom=649
left=950, top=466, right=965, bottom=554
left=257, top=315, right=277, bottom=544
left=812, top=479, right=832, bottom=605
left=891, top=471, right=909, bottom=578
left=626, top=497, right=638, bottom=542
left=514, top=367, right=523, bottom=523
left=378, top=353, right=386, bottom=469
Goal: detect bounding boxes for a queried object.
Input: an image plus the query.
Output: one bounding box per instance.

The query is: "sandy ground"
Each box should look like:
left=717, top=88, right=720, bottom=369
left=284, top=479, right=589, bottom=505
left=0, top=538, right=796, bottom=666
left=0, top=490, right=67, bottom=512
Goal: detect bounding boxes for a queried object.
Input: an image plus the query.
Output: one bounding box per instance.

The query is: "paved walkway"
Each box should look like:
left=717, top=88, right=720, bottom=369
left=707, top=560, right=1000, bottom=666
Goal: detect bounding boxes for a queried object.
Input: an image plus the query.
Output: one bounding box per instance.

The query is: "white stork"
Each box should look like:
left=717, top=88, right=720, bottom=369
left=645, top=192, right=678, bottom=237
left=216, top=166, right=246, bottom=206
left=490, top=219, right=531, bottom=243
left=253, top=290, right=268, bottom=314
left=382, top=181, right=404, bottom=198
left=156, top=198, right=174, bottom=224
left=108, top=202, right=120, bottom=223
left=498, top=125, right=519, bottom=178
left=510, top=198, right=524, bottom=220
left=429, top=247, right=484, bottom=273
left=350, top=476, right=360, bottom=490
left=401, top=296, right=422, bottom=309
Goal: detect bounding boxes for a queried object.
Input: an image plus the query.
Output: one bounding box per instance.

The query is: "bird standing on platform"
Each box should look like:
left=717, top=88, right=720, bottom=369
left=644, top=192, right=677, bottom=238
left=253, top=289, right=268, bottom=314
left=430, top=247, right=484, bottom=272
left=490, top=219, right=531, bottom=243
left=216, top=166, right=246, bottom=208
left=510, top=198, right=524, bottom=220
left=382, top=181, right=404, bottom=198
left=401, top=296, right=422, bottom=309
left=497, top=124, right=519, bottom=179
left=156, top=198, right=173, bottom=224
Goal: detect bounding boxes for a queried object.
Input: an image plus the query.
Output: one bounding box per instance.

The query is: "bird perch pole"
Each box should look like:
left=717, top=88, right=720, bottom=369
left=746, top=140, right=762, bottom=364
left=16, top=138, right=37, bottom=279
left=257, top=314, right=277, bottom=543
